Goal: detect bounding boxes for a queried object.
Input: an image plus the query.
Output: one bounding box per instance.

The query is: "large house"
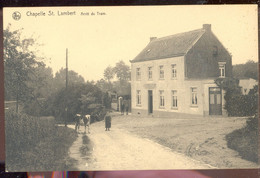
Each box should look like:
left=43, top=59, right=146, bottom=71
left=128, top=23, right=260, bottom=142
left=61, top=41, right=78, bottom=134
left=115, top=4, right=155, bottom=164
left=130, top=24, right=232, bottom=116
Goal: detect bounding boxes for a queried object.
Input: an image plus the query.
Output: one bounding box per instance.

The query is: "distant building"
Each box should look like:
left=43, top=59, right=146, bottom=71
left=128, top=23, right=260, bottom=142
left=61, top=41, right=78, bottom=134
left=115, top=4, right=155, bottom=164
left=130, top=24, right=232, bottom=116
left=239, top=78, right=258, bottom=95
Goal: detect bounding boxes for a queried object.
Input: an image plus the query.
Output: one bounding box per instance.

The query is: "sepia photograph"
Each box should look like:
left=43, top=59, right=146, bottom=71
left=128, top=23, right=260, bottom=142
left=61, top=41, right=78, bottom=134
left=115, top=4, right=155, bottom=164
left=3, top=5, right=259, bottom=172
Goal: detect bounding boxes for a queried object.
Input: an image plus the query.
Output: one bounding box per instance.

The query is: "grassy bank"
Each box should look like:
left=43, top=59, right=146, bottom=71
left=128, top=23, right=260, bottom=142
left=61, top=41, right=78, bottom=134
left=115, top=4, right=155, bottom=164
left=226, top=116, right=258, bottom=163
left=5, top=110, right=77, bottom=172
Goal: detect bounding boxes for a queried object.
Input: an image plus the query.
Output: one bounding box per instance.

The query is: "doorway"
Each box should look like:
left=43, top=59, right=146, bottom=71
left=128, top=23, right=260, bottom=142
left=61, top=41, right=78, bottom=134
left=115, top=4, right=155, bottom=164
left=209, top=87, right=222, bottom=115
left=148, top=90, right=153, bottom=114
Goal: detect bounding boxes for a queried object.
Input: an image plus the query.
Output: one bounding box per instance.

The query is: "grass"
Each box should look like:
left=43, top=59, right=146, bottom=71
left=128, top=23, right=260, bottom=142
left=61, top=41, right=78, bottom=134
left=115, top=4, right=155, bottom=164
left=226, top=116, right=258, bottom=163
left=5, top=110, right=78, bottom=172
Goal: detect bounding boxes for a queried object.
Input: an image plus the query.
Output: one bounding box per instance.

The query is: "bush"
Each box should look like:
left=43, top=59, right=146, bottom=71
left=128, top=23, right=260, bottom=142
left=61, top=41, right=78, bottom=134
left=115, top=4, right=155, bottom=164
left=5, top=109, right=77, bottom=171
left=226, top=115, right=258, bottom=163
left=216, top=78, right=258, bottom=117
left=224, top=85, right=258, bottom=117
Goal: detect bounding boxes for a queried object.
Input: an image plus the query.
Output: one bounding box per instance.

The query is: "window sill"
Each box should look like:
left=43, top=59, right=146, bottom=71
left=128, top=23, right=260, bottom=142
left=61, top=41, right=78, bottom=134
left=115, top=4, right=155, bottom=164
left=171, top=107, right=178, bottom=110
left=159, top=78, right=165, bottom=80
left=159, top=106, right=165, bottom=109
left=171, top=78, right=177, bottom=80
left=136, top=104, right=142, bottom=107
left=190, top=105, right=198, bottom=108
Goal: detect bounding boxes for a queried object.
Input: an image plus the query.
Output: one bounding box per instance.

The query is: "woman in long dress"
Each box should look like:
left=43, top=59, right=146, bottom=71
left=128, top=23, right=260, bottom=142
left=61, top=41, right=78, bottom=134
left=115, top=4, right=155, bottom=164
left=104, top=112, right=111, bottom=131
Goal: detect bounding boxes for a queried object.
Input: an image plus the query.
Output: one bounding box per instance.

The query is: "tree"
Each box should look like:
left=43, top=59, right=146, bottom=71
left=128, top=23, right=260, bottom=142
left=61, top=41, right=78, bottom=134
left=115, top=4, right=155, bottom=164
left=96, top=79, right=113, bottom=92
left=113, top=60, right=131, bottom=82
left=233, top=60, right=258, bottom=80
left=4, top=24, right=44, bottom=112
left=45, top=82, right=103, bottom=124
left=53, top=68, right=85, bottom=92
left=103, top=65, right=114, bottom=82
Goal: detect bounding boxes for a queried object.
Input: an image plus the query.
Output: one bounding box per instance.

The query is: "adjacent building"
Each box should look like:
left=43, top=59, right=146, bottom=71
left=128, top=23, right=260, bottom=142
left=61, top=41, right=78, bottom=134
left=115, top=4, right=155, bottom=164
left=130, top=24, right=232, bottom=116
left=239, top=78, right=258, bottom=95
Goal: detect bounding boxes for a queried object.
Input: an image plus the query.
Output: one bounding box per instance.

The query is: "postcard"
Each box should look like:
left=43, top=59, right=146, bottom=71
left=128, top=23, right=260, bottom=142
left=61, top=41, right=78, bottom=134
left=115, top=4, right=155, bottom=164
left=3, top=5, right=259, bottom=172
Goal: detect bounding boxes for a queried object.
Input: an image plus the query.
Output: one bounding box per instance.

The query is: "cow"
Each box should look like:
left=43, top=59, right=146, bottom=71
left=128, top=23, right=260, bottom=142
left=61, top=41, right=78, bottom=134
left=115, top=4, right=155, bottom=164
left=82, top=114, right=91, bottom=134
left=75, top=114, right=81, bottom=132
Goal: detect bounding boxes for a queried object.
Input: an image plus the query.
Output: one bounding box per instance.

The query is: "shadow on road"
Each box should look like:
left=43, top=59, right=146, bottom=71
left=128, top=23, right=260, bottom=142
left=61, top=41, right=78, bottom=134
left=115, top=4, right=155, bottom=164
left=80, top=134, right=93, bottom=162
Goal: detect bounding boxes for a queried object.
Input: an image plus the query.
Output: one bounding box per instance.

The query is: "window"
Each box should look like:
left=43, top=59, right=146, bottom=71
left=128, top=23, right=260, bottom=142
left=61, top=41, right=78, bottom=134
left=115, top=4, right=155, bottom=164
left=148, top=67, right=153, bottom=80
left=159, top=65, right=164, bottom=79
left=213, top=46, right=218, bottom=56
left=172, top=90, right=178, bottom=108
left=136, top=68, right=141, bottom=80
left=219, top=64, right=225, bottom=78
left=137, top=90, right=141, bottom=105
left=171, top=64, right=177, bottom=79
left=159, top=90, right=165, bottom=107
left=191, top=88, right=198, bottom=105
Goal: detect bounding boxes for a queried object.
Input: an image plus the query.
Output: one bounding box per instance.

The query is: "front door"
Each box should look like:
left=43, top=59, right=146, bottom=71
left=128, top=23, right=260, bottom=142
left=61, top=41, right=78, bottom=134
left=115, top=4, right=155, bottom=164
left=148, top=90, right=153, bottom=114
left=209, top=87, right=222, bottom=115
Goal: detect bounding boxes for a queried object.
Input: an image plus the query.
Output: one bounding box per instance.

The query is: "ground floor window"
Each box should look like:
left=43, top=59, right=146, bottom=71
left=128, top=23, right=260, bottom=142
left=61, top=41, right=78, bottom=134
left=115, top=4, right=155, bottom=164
left=172, top=90, right=178, bottom=108
left=191, top=87, right=198, bottom=106
left=159, top=90, right=165, bottom=107
left=137, top=90, right=141, bottom=105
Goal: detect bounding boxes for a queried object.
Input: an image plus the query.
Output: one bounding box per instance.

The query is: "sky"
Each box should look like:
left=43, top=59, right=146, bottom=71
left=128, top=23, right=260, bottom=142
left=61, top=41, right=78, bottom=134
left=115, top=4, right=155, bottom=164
left=3, top=5, right=258, bottom=81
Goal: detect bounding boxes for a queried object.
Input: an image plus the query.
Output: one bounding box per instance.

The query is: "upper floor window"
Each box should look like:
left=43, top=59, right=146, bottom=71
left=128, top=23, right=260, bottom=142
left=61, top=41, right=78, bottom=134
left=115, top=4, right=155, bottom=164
left=171, top=64, right=177, bottom=79
left=159, top=65, right=164, bottom=79
left=159, top=90, right=165, bottom=107
left=191, top=87, right=198, bottom=106
left=136, top=90, right=141, bottom=105
left=172, top=90, right=178, bottom=108
left=218, top=62, right=226, bottom=78
left=148, top=67, right=153, bottom=80
left=136, top=68, right=141, bottom=80
left=213, top=46, right=218, bottom=56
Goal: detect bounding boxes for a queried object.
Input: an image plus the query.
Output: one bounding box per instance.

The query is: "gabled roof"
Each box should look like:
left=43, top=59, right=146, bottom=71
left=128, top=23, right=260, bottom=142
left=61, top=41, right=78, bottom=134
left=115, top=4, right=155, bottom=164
left=131, top=28, right=206, bottom=63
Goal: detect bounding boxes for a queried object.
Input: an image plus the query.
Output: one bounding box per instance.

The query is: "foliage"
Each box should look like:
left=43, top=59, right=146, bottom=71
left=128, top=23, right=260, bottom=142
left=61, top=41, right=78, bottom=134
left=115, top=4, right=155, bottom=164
left=215, top=78, right=258, bottom=116
left=4, top=24, right=55, bottom=116
left=103, top=65, right=114, bottom=82
left=5, top=109, right=77, bottom=171
left=233, top=60, right=258, bottom=80
left=103, top=92, right=112, bottom=109
left=113, top=60, right=131, bottom=82
left=98, top=60, right=131, bottom=98
left=96, top=79, right=114, bottom=92
left=4, top=24, right=44, bottom=107
left=226, top=115, right=258, bottom=163
left=53, top=68, right=85, bottom=93
left=45, top=82, right=103, bottom=124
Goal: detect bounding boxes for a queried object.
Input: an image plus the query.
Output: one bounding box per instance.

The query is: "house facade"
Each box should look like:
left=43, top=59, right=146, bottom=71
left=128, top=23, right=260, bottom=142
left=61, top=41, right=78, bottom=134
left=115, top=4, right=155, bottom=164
left=130, top=24, right=232, bottom=116
left=239, top=78, right=258, bottom=95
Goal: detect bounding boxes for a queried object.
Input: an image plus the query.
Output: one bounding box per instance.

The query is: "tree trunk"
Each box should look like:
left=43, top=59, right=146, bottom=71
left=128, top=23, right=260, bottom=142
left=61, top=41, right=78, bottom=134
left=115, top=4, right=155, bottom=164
left=16, top=92, right=18, bottom=113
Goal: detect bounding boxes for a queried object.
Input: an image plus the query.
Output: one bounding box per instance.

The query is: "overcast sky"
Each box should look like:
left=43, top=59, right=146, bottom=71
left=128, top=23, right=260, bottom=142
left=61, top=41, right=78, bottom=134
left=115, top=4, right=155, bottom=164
left=4, top=5, right=258, bottom=81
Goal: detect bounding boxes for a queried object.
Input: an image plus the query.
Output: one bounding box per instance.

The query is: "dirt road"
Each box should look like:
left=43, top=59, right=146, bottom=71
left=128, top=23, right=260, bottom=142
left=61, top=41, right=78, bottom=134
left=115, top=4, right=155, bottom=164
left=68, top=121, right=213, bottom=170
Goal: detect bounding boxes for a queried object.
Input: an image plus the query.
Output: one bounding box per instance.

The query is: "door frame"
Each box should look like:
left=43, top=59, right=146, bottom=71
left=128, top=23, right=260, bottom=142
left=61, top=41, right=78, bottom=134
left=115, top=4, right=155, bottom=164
left=209, top=87, right=222, bottom=115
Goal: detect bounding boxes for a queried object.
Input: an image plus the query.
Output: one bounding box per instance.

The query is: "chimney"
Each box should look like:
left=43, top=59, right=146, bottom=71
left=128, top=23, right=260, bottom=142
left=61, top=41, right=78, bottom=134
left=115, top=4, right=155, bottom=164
left=203, top=24, right=211, bottom=32
left=150, top=37, right=157, bottom=42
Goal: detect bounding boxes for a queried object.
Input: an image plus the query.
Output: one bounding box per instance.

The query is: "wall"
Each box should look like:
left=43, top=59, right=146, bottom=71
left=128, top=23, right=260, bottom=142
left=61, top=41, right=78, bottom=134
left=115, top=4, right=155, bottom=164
left=239, top=78, right=258, bottom=95
left=131, top=56, right=185, bottom=116
left=185, top=30, right=232, bottom=79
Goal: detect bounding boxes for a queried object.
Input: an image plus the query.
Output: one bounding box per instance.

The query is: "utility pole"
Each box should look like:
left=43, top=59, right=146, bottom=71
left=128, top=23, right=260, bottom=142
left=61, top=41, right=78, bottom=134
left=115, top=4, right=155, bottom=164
left=65, top=48, right=68, bottom=127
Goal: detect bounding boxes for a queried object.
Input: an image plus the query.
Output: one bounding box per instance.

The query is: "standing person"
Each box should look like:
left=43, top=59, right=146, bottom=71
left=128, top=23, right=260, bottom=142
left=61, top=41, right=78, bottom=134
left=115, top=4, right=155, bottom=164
left=121, top=103, right=125, bottom=115
left=104, top=111, right=112, bottom=131
left=125, top=100, right=129, bottom=115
